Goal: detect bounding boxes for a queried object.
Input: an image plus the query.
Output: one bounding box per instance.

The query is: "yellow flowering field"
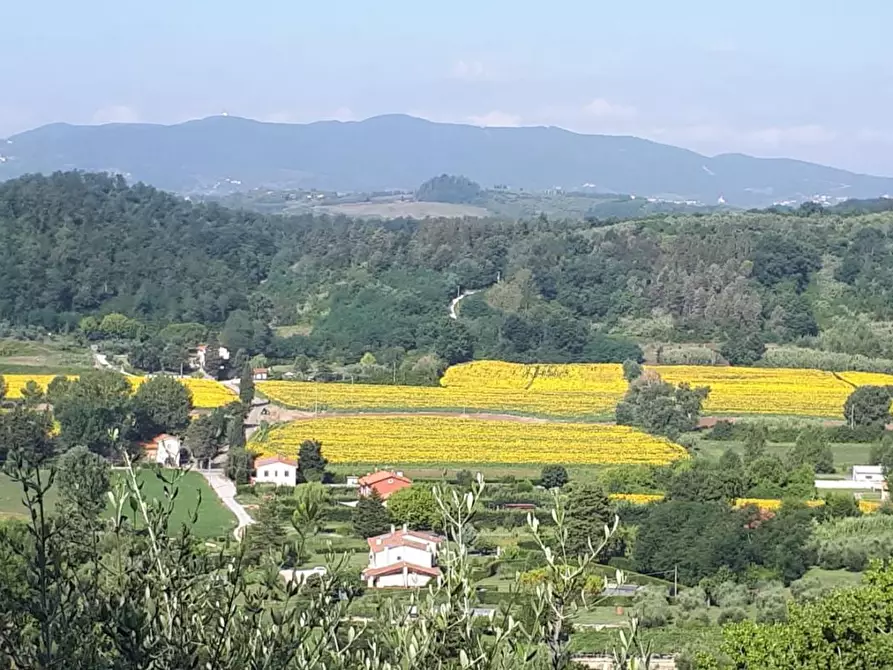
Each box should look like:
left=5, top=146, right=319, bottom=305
left=1, top=374, right=60, bottom=399
left=1, top=374, right=234, bottom=409
left=259, top=361, right=893, bottom=419
left=251, top=416, right=689, bottom=465
left=734, top=498, right=825, bottom=511
left=609, top=493, right=665, bottom=504
left=443, top=361, right=893, bottom=418
left=258, top=380, right=616, bottom=418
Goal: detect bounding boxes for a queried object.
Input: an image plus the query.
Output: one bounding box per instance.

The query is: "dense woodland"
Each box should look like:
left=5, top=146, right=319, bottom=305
left=6, top=172, right=893, bottom=375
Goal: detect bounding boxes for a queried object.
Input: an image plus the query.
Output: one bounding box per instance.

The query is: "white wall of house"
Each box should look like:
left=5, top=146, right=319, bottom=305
left=853, top=466, right=885, bottom=483
left=256, top=462, right=298, bottom=486
left=156, top=436, right=182, bottom=466
left=370, top=544, right=434, bottom=569
left=372, top=570, right=433, bottom=589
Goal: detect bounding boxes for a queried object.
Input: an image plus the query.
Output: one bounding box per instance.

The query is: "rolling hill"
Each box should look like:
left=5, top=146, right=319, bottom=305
left=2, top=114, right=893, bottom=206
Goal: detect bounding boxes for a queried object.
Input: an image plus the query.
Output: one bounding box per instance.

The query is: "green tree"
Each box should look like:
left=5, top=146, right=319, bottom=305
left=434, top=319, right=474, bottom=366
left=416, top=174, right=482, bottom=204
left=45, top=375, right=71, bottom=406
left=787, top=426, right=834, bottom=474
left=297, top=439, right=328, bottom=482
left=185, top=414, right=224, bottom=468
left=0, top=406, right=55, bottom=467
left=352, top=490, right=392, bottom=538
left=721, top=331, right=766, bottom=365
left=52, top=370, right=132, bottom=457
left=226, top=416, right=245, bottom=450
left=132, top=375, right=193, bottom=440
left=225, top=447, right=254, bottom=485
left=718, top=562, right=893, bottom=667
left=19, top=380, right=45, bottom=408
left=615, top=373, right=709, bottom=440
left=203, top=336, right=224, bottom=380
left=844, top=385, right=892, bottom=428
left=565, top=482, right=612, bottom=556
left=243, top=500, right=285, bottom=565
left=742, top=423, right=769, bottom=462
left=540, top=465, right=569, bottom=489
left=57, top=446, right=111, bottom=517
left=621, top=359, right=643, bottom=382
left=239, top=363, right=255, bottom=406
left=0, top=374, right=5, bottom=400
left=387, top=486, right=441, bottom=530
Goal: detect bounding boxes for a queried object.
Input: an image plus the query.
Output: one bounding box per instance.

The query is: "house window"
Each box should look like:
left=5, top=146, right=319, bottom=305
left=264, top=470, right=269, bottom=477
left=274, top=470, right=279, bottom=478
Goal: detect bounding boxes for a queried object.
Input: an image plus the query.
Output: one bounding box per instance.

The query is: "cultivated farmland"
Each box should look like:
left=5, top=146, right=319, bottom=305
left=260, top=361, right=893, bottom=420
left=2, top=374, right=236, bottom=409
left=251, top=415, right=688, bottom=465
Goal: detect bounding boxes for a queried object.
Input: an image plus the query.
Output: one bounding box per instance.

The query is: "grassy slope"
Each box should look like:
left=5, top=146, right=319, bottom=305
left=0, top=337, right=93, bottom=375
left=0, top=469, right=235, bottom=538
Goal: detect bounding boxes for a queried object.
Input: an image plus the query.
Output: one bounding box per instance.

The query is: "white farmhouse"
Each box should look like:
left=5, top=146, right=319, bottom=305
left=362, top=525, right=444, bottom=588
left=254, top=455, right=299, bottom=487
left=143, top=434, right=183, bottom=467
left=853, top=465, right=886, bottom=484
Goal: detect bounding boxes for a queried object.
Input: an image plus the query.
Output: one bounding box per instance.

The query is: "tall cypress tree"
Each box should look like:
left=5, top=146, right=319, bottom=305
left=239, top=362, right=255, bottom=406
left=203, top=336, right=223, bottom=380
left=565, top=482, right=612, bottom=556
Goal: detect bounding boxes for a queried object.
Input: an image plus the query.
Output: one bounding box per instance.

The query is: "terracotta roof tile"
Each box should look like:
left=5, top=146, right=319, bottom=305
left=255, top=455, right=298, bottom=467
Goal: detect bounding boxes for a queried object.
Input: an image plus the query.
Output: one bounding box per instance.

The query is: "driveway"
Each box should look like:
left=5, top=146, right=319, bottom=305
left=200, top=469, right=254, bottom=540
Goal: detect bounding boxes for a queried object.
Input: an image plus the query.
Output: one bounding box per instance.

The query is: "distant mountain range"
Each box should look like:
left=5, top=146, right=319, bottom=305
left=2, top=114, right=892, bottom=207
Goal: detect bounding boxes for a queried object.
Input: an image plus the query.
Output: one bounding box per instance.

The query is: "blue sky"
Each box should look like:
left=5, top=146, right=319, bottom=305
left=3, top=0, right=893, bottom=174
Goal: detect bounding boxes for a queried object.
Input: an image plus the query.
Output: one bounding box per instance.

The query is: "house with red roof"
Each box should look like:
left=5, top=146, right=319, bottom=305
left=358, top=470, right=412, bottom=500
left=254, top=455, right=299, bottom=487
left=362, top=524, right=444, bottom=588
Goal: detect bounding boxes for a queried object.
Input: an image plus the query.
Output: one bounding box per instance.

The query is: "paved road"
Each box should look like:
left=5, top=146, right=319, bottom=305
left=449, top=289, right=480, bottom=319
left=199, top=469, right=254, bottom=540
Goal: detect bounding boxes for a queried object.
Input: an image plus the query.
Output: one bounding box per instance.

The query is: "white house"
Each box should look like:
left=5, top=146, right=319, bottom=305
left=195, top=344, right=230, bottom=369
left=254, top=455, right=299, bottom=487
left=252, top=368, right=269, bottom=381
left=143, top=434, right=183, bottom=467
left=362, top=525, right=444, bottom=588
left=853, top=465, right=886, bottom=484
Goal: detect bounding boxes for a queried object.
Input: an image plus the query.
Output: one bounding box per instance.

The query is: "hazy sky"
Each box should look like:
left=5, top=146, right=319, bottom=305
left=4, top=1, right=893, bottom=175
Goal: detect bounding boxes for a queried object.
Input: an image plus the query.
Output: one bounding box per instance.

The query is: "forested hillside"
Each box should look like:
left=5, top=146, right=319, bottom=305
left=5, top=172, right=893, bottom=373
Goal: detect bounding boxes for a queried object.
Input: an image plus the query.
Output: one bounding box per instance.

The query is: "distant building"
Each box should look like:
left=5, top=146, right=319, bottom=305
left=252, top=368, right=269, bottom=381
left=143, top=434, right=183, bottom=467
left=195, top=344, right=230, bottom=369
left=853, top=465, right=885, bottom=484
left=345, top=475, right=360, bottom=487
left=362, top=525, right=444, bottom=588
left=358, top=470, right=412, bottom=501
left=254, top=455, right=299, bottom=487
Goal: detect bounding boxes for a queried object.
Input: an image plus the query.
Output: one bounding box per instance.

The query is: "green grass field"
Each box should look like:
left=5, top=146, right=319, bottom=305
left=0, top=469, right=236, bottom=538
left=0, top=337, right=93, bottom=374
left=694, top=439, right=873, bottom=474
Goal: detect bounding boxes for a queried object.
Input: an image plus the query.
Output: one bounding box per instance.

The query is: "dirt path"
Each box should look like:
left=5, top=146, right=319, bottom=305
left=251, top=404, right=554, bottom=425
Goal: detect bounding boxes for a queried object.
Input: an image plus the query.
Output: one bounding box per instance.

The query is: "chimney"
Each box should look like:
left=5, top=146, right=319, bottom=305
left=402, top=523, right=408, bottom=532
left=396, top=471, right=404, bottom=478
left=390, top=524, right=395, bottom=534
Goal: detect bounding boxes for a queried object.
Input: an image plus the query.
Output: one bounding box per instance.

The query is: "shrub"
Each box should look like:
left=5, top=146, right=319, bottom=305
left=717, top=607, right=747, bottom=625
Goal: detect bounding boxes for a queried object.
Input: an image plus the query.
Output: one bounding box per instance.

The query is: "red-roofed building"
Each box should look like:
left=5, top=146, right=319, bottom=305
left=254, top=455, right=299, bottom=487
left=362, top=525, right=444, bottom=588
left=358, top=470, right=412, bottom=501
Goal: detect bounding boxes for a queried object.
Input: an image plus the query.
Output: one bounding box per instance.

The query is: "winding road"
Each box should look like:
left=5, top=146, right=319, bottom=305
left=200, top=469, right=254, bottom=540
left=449, top=289, right=481, bottom=319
